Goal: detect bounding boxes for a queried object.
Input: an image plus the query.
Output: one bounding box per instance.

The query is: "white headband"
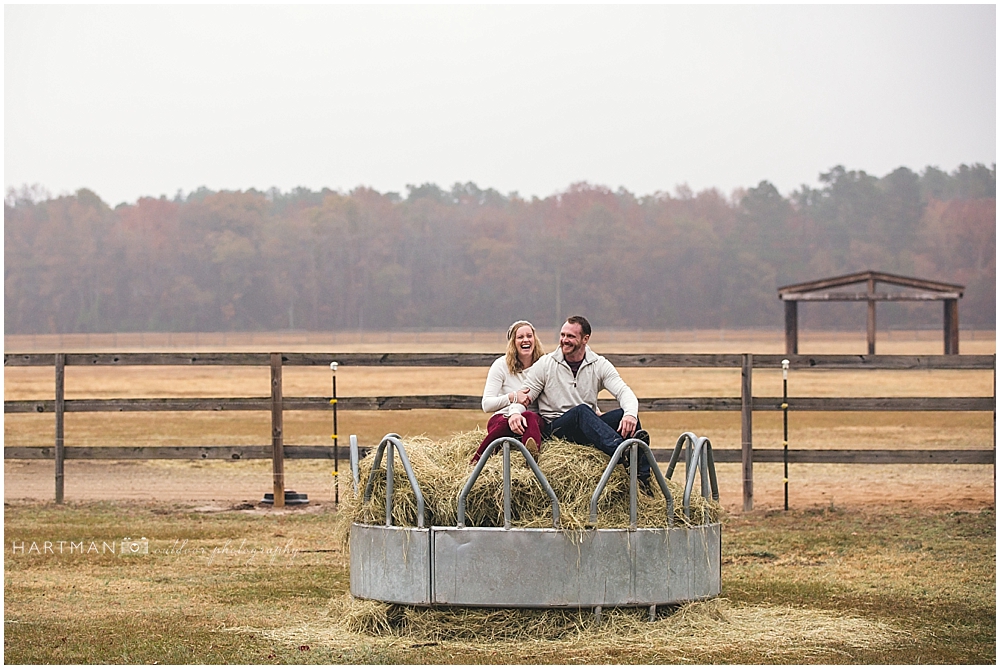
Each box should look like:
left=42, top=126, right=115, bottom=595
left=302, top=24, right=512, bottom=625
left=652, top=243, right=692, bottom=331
left=507, top=321, right=534, bottom=341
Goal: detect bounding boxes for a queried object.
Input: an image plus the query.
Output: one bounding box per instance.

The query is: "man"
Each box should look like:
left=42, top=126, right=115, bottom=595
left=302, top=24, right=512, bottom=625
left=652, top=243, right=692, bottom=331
left=508, top=315, right=652, bottom=490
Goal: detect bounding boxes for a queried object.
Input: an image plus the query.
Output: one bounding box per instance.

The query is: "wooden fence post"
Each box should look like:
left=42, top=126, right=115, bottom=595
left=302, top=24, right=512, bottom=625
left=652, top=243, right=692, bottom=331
left=944, top=299, right=959, bottom=355
left=741, top=353, right=753, bottom=511
left=55, top=353, right=65, bottom=504
left=271, top=353, right=285, bottom=508
left=867, top=276, right=877, bottom=355
left=784, top=300, right=798, bottom=355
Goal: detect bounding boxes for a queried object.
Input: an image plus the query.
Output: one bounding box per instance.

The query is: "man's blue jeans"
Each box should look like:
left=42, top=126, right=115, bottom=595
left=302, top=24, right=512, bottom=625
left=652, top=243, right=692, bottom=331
left=542, top=405, right=650, bottom=480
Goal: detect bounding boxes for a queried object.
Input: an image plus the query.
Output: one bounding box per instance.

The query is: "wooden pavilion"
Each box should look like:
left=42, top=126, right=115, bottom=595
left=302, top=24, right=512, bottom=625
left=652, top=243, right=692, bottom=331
left=777, top=270, right=964, bottom=355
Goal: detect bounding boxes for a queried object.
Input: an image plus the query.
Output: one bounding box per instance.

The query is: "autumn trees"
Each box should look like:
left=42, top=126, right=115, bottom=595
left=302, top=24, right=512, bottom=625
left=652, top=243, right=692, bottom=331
left=4, top=164, right=995, bottom=334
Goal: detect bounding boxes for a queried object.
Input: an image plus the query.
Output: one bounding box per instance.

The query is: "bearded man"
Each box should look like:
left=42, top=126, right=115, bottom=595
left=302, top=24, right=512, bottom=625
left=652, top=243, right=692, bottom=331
left=507, top=315, right=652, bottom=491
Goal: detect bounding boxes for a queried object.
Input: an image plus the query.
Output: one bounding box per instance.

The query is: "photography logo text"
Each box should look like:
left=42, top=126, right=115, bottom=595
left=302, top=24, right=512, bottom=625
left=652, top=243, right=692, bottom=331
left=10, top=537, right=299, bottom=565
left=120, top=537, right=149, bottom=555
left=10, top=537, right=148, bottom=557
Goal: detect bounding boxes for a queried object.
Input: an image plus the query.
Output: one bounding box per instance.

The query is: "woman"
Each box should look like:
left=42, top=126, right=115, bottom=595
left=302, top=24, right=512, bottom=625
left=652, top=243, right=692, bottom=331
left=472, top=320, right=545, bottom=464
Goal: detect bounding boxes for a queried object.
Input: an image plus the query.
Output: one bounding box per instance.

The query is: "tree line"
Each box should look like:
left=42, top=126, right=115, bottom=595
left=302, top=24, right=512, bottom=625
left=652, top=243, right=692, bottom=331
left=4, top=163, right=995, bottom=335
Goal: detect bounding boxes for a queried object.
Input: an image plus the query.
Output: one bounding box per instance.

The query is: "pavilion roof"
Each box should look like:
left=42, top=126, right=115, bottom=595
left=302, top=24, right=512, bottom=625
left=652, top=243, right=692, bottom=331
left=778, top=270, right=964, bottom=300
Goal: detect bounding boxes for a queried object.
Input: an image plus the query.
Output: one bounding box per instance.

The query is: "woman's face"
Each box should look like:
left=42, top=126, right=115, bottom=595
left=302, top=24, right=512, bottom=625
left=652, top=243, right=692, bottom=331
left=514, top=325, right=535, bottom=357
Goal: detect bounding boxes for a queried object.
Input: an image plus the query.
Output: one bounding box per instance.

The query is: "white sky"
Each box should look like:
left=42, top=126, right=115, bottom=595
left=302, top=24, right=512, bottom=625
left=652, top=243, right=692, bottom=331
left=5, top=4, right=996, bottom=206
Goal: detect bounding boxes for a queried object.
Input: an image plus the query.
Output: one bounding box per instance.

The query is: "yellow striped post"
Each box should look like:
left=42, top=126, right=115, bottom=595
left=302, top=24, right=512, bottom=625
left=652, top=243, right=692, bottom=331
left=331, top=362, right=339, bottom=505
left=782, top=358, right=790, bottom=511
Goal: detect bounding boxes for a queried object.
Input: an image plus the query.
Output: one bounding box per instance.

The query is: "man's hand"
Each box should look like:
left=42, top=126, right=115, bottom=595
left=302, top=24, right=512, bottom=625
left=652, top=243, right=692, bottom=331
left=513, top=389, right=530, bottom=406
left=617, top=414, right=638, bottom=438
left=508, top=413, right=527, bottom=435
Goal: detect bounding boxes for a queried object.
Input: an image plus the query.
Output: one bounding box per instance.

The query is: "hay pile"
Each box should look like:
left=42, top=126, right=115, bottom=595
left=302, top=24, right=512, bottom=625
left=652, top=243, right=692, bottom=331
left=332, top=592, right=631, bottom=641
left=333, top=429, right=722, bottom=542
left=262, top=594, right=904, bottom=656
left=328, top=595, right=742, bottom=644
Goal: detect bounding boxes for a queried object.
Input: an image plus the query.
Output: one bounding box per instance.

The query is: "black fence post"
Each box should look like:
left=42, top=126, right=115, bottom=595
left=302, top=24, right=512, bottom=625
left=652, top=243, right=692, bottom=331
left=741, top=353, right=753, bottom=511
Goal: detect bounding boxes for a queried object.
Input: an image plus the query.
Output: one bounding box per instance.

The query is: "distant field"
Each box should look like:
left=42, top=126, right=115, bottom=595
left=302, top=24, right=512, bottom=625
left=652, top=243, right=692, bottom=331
left=5, top=327, right=996, bottom=354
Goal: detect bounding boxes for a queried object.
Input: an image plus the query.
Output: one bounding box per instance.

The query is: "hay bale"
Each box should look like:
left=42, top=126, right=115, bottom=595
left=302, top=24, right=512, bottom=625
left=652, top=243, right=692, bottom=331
left=265, top=594, right=906, bottom=657
left=334, top=430, right=722, bottom=541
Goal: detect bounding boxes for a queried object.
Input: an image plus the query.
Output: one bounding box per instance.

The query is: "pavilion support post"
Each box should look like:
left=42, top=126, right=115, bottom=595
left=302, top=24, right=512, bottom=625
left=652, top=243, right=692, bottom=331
left=944, top=299, right=959, bottom=355
left=741, top=353, right=753, bottom=511
left=784, top=300, right=798, bottom=355
left=866, top=277, right=877, bottom=355
left=271, top=353, right=285, bottom=508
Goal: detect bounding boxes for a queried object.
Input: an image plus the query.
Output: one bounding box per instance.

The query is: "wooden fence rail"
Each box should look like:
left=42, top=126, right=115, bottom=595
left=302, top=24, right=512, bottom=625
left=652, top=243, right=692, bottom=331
left=4, top=446, right=991, bottom=465
left=4, top=352, right=995, bottom=509
left=5, top=395, right=995, bottom=414
left=4, top=352, right=996, bottom=369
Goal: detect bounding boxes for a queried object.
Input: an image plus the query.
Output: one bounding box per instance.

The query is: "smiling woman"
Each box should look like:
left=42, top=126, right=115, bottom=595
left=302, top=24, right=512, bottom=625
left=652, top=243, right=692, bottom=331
left=472, top=321, right=545, bottom=464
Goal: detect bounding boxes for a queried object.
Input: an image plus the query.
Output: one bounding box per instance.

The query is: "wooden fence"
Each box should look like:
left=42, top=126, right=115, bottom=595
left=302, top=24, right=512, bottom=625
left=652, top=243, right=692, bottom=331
left=4, top=352, right=995, bottom=510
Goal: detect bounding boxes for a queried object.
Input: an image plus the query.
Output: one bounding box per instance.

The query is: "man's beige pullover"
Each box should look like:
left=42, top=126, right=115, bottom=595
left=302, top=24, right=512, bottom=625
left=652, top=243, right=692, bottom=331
left=509, top=346, right=638, bottom=422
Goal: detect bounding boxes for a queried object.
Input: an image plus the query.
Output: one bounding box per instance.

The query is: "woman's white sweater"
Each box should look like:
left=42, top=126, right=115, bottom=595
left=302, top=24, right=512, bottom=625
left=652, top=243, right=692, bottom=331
left=481, top=356, right=539, bottom=416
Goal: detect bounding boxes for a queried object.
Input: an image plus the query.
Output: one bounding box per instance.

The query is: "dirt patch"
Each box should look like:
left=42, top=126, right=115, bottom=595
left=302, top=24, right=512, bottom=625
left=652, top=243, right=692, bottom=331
left=5, top=458, right=993, bottom=513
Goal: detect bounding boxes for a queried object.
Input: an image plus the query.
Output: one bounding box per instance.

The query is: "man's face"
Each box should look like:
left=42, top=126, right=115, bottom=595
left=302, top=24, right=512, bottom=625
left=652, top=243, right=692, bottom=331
left=559, top=322, right=589, bottom=359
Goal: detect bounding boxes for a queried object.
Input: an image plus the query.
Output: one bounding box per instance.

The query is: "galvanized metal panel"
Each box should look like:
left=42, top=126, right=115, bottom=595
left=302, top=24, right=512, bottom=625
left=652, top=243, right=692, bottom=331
left=688, top=523, right=722, bottom=599
left=629, top=525, right=718, bottom=605
left=574, top=529, right=635, bottom=606
left=352, top=522, right=722, bottom=608
left=633, top=528, right=678, bottom=604
left=431, top=526, right=722, bottom=607
left=349, top=524, right=431, bottom=605
left=432, top=527, right=633, bottom=607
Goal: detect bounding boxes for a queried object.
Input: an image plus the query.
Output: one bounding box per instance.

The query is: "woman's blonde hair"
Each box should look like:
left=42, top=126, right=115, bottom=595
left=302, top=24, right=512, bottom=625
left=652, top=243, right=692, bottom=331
left=505, top=320, right=544, bottom=374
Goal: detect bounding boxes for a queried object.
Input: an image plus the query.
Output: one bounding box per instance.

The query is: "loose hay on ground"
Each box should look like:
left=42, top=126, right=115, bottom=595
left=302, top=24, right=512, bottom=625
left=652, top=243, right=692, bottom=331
left=333, top=430, right=722, bottom=545
left=244, top=595, right=906, bottom=661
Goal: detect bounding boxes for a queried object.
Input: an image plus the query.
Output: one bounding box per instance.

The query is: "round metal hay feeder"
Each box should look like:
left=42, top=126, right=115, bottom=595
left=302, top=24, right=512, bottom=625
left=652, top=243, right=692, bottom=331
left=348, top=432, right=721, bottom=616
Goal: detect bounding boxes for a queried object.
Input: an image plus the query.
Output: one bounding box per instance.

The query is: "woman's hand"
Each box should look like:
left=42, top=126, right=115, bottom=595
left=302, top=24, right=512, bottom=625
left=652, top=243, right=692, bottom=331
left=508, top=413, right=527, bottom=435
left=513, top=389, right=530, bottom=405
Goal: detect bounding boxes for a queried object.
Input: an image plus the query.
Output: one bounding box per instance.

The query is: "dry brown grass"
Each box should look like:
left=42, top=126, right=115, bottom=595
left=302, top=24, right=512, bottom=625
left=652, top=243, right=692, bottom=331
left=4, top=498, right=994, bottom=664
left=5, top=327, right=996, bottom=355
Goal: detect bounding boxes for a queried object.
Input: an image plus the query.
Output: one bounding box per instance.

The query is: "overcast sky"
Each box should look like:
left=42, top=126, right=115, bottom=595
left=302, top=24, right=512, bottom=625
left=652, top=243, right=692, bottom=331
left=5, top=4, right=996, bottom=206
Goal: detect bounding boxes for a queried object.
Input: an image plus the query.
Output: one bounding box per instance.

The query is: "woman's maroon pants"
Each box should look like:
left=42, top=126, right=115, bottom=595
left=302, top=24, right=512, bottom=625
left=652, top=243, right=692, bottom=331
left=472, top=411, right=543, bottom=464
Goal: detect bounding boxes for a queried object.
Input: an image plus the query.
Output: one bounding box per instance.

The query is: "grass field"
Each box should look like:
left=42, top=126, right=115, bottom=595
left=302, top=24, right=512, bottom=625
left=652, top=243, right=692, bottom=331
left=4, top=329, right=996, bottom=663
left=3, top=502, right=994, bottom=664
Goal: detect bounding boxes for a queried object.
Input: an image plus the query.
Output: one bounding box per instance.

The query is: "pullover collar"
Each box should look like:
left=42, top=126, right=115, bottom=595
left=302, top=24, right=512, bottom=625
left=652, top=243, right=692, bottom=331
left=553, top=345, right=596, bottom=367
